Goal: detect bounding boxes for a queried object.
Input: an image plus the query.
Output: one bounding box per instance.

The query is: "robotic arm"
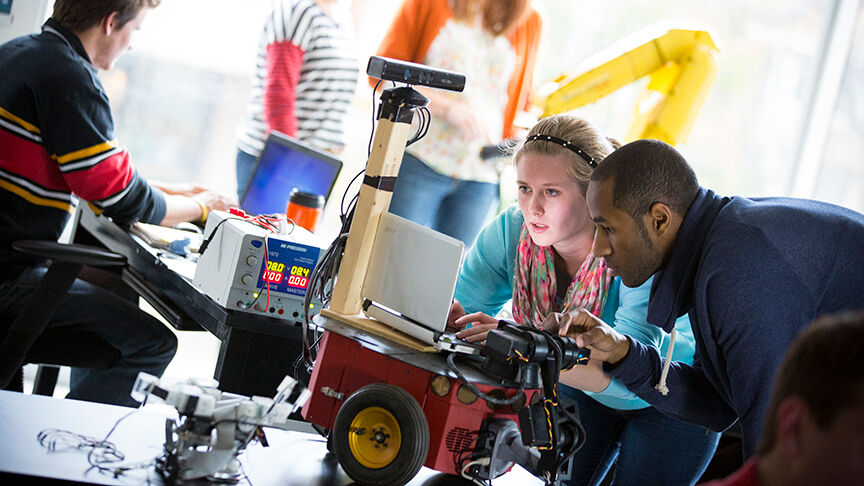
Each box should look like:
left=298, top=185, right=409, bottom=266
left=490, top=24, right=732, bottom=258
left=532, top=23, right=719, bottom=146
left=130, top=372, right=311, bottom=482
left=455, top=322, right=593, bottom=485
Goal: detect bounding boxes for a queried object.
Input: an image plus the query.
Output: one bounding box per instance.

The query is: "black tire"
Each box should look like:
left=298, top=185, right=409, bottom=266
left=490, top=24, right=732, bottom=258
left=332, top=383, right=429, bottom=486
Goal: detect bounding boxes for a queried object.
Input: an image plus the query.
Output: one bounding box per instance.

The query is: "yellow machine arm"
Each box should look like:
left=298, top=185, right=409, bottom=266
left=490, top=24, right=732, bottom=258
left=531, top=24, right=719, bottom=146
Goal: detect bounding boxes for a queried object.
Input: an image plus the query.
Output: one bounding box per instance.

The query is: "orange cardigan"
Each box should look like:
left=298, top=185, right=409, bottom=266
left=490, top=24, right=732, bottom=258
left=373, top=0, right=542, bottom=139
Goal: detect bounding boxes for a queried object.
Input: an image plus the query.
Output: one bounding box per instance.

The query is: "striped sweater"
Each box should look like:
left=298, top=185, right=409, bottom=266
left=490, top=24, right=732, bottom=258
left=237, top=0, right=359, bottom=156
left=0, top=19, right=166, bottom=281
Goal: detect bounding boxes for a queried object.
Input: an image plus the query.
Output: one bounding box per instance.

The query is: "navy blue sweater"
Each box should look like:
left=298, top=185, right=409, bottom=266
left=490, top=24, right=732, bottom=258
left=606, top=188, right=864, bottom=457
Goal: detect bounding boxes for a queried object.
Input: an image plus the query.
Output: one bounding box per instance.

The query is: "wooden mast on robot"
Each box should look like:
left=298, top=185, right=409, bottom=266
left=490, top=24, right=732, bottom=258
left=325, top=59, right=465, bottom=321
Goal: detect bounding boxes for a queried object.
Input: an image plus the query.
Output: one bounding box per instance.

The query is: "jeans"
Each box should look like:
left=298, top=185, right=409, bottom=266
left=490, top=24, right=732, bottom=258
left=388, top=153, right=498, bottom=248
left=0, top=266, right=177, bottom=407
left=236, top=148, right=258, bottom=200
left=562, top=386, right=720, bottom=486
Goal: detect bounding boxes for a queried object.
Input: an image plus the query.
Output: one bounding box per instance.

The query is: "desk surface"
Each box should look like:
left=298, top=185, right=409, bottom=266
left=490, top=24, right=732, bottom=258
left=0, top=391, right=541, bottom=485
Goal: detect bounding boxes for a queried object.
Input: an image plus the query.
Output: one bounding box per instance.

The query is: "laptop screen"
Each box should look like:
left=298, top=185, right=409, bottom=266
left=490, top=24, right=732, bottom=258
left=362, top=212, right=465, bottom=333
left=240, top=132, right=343, bottom=216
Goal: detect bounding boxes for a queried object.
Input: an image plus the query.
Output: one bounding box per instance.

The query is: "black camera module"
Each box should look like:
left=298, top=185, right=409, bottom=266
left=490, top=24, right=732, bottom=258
left=367, top=56, right=466, bottom=92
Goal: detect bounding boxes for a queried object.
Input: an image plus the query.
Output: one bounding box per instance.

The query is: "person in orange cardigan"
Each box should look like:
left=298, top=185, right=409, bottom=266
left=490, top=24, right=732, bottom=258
left=374, top=0, right=542, bottom=247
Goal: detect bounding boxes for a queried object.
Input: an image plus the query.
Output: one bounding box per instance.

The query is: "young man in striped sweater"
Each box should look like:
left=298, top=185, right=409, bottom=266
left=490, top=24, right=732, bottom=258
left=0, top=0, right=234, bottom=407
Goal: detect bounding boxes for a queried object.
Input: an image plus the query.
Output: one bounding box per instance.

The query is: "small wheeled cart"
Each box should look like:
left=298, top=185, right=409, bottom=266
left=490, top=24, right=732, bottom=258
left=301, top=313, right=532, bottom=485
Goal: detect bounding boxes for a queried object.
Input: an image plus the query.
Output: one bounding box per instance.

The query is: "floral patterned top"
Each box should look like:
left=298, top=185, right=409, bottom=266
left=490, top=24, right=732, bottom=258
left=409, top=19, right=516, bottom=183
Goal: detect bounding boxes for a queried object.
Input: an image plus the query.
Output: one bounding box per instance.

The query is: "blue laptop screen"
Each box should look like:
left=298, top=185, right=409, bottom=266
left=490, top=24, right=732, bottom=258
left=240, top=134, right=342, bottom=216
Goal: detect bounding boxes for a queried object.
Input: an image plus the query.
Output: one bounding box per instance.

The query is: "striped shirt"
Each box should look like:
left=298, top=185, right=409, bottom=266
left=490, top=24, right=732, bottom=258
left=237, top=0, right=359, bottom=156
left=0, top=19, right=166, bottom=280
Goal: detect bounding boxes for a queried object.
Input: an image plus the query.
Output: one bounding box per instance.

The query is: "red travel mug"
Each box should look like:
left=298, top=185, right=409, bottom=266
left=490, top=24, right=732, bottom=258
left=285, top=189, right=325, bottom=232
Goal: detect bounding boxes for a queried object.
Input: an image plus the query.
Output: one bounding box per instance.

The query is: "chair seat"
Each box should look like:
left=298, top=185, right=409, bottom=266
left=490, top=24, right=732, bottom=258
left=0, top=240, right=127, bottom=392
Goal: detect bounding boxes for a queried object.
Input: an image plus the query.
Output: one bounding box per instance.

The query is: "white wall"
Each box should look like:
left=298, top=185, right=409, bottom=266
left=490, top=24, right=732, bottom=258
left=0, top=0, right=49, bottom=44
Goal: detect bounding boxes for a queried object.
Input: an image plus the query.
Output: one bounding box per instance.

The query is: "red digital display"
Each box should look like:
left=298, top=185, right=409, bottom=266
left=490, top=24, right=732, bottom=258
left=287, top=274, right=308, bottom=288
left=262, top=270, right=284, bottom=283
left=260, top=261, right=310, bottom=290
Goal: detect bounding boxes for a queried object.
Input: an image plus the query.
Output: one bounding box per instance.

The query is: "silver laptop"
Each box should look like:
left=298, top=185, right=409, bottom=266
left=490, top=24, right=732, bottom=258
left=362, top=212, right=479, bottom=354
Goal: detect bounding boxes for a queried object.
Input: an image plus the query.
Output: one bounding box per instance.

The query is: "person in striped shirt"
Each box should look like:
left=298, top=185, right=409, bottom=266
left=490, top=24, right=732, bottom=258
left=0, top=0, right=234, bottom=407
left=235, top=0, right=359, bottom=198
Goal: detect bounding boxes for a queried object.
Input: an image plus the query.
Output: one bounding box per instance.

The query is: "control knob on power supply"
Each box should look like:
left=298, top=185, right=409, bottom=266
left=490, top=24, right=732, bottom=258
left=241, top=273, right=255, bottom=285
left=246, top=255, right=258, bottom=266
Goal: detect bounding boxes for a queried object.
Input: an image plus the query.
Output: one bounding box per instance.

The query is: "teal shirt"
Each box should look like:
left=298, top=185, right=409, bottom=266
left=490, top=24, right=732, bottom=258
left=454, top=206, right=697, bottom=410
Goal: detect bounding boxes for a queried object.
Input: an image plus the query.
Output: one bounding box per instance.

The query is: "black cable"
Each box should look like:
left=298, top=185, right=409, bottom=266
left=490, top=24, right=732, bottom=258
left=199, top=215, right=272, bottom=255
left=406, top=105, right=431, bottom=147
left=446, top=352, right=525, bottom=406
left=368, top=79, right=383, bottom=157
left=197, top=216, right=234, bottom=255
left=542, top=334, right=587, bottom=476
left=302, top=230, right=348, bottom=367
left=419, top=106, right=431, bottom=140
left=340, top=168, right=365, bottom=222
left=452, top=430, right=480, bottom=475
left=237, top=454, right=255, bottom=486
left=406, top=106, right=425, bottom=146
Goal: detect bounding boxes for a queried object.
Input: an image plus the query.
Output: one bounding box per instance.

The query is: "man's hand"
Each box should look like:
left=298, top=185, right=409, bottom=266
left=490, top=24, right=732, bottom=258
left=543, top=308, right=631, bottom=365
left=454, top=311, right=498, bottom=343
left=193, top=190, right=236, bottom=212
left=152, top=181, right=238, bottom=212
left=158, top=187, right=238, bottom=227
left=150, top=181, right=208, bottom=196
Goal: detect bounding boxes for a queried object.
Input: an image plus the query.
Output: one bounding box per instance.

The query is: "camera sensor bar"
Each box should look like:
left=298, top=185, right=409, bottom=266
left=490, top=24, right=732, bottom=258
left=367, top=56, right=466, bottom=92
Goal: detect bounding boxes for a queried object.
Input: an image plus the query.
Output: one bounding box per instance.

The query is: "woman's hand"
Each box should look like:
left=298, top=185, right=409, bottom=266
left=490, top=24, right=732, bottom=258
left=445, top=103, right=490, bottom=142
left=454, top=311, right=499, bottom=343
left=447, top=299, right=467, bottom=331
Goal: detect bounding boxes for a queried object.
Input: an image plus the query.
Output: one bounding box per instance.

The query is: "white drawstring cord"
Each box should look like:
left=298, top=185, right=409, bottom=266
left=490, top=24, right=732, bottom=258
left=655, top=328, right=677, bottom=396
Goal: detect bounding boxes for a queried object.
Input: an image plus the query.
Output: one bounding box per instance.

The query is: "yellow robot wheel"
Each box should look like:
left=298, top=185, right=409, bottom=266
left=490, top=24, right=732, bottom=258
left=332, top=383, right=429, bottom=485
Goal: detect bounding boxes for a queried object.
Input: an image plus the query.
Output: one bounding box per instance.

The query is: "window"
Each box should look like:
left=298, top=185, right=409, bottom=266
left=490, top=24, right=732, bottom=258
left=103, top=0, right=861, bottom=237
left=813, top=4, right=864, bottom=212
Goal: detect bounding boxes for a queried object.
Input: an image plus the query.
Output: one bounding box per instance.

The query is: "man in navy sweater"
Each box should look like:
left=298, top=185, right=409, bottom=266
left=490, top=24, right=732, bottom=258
left=559, top=139, right=864, bottom=457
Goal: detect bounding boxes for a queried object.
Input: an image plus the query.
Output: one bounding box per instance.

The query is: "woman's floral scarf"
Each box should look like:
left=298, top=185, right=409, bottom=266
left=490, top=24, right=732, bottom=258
left=512, top=224, right=611, bottom=328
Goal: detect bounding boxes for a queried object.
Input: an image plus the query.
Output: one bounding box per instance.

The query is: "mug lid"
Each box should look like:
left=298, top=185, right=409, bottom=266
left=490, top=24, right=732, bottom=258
left=289, top=189, right=325, bottom=208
